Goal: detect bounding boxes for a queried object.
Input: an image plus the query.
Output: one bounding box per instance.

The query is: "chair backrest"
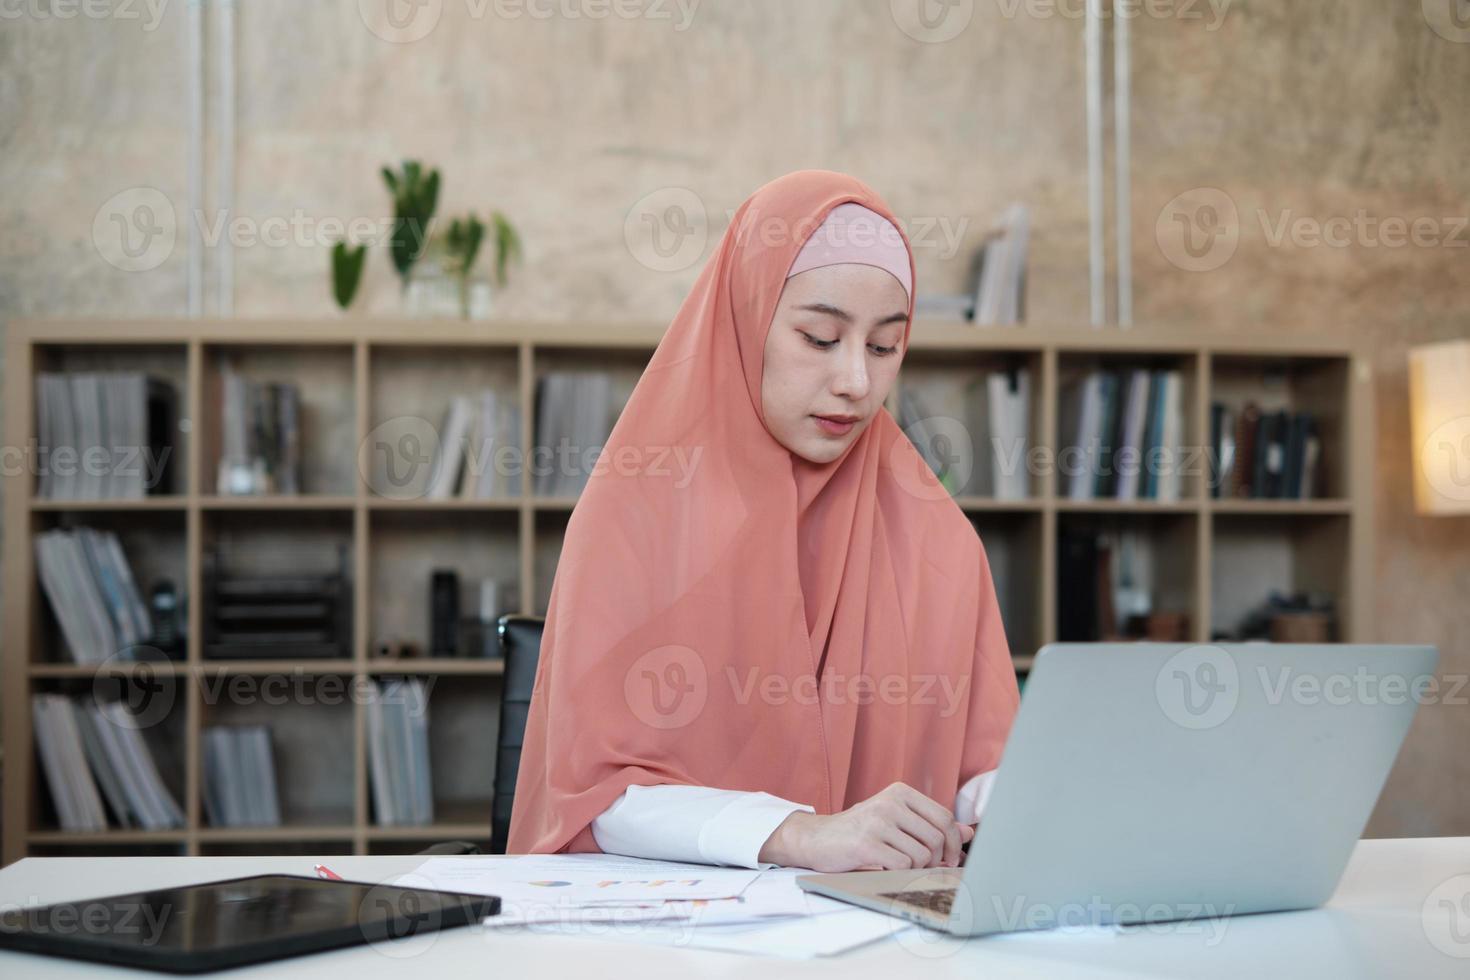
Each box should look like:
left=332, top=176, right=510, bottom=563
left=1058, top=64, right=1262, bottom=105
left=490, top=614, right=544, bottom=853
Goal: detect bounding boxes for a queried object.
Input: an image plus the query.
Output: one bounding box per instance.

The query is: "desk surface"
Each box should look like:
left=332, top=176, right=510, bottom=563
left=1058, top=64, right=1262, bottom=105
left=1, top=838, right=1467, bottom=978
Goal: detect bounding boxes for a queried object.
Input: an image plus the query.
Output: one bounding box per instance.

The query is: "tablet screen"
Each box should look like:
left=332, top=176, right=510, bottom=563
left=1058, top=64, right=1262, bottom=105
left=0, top=873, right=499, bottom=973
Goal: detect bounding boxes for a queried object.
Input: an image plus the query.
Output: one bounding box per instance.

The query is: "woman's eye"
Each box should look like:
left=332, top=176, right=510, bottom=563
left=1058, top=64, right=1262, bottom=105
left=800, top=332, right=898, bottom=356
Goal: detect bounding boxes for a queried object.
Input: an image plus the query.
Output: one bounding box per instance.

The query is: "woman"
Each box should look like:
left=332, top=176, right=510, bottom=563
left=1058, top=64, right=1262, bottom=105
left=507, top=170, right=1019, bottom=873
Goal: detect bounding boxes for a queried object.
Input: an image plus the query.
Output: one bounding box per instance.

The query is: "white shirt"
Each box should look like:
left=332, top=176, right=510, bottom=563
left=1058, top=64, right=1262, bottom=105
left=590, top=770, right=998, bottom=870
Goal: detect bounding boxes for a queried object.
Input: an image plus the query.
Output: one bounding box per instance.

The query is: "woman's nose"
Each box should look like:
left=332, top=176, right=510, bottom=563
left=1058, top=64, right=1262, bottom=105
left=831, top=346, right=871, bottom=399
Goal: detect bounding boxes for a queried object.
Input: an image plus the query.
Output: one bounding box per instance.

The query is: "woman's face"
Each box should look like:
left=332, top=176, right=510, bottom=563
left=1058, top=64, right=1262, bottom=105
left=761, top=262, right=909, bottom=464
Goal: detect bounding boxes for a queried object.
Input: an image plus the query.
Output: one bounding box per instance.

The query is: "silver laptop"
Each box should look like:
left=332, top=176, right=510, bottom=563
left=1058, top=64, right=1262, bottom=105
left=797, top=642, right=1437, bottom=936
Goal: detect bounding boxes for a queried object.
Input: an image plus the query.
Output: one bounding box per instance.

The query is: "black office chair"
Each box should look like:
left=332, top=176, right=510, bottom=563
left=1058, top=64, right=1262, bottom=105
left=418, top=614, right=544, bottom=856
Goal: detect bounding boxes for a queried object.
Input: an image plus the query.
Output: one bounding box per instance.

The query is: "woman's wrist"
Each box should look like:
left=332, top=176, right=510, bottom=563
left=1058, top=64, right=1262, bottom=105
left=758, top=810, right=817, bottom=867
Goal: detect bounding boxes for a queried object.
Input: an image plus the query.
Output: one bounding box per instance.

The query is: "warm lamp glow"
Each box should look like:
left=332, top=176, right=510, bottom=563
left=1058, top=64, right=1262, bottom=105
left=1408, top=339, right=1470, bottom=516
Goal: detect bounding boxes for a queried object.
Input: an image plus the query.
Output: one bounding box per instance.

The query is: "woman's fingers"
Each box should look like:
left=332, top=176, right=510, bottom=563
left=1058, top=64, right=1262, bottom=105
left=888, top=805, right=948, bottom=866
left=877, top=825, right=931, bottom=868
left=891, top=783, right=964, bottom=866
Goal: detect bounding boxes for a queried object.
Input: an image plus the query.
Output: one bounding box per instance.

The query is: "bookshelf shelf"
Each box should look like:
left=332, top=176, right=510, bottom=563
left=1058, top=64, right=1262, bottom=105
left=3, top=319, right=1374, bottom=863
left=198, top=494, right=358, bottom=511
left=1207, top=499, right=1353, bottom=516
left=30, top=497, right=189, bottom=512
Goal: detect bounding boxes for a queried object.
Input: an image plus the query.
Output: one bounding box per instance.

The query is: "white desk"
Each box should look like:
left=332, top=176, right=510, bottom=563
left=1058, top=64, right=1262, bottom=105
left=1, top=838, right=1467, bottom=978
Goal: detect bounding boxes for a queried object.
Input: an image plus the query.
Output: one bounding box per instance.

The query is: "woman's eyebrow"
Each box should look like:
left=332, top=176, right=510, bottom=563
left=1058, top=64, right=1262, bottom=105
left=794, top=302, right=909, bottom=328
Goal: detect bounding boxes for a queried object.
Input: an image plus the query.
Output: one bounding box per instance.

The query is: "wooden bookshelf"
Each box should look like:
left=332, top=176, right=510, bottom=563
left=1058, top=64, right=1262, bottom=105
left=1, top=319, right=1375, bottom=863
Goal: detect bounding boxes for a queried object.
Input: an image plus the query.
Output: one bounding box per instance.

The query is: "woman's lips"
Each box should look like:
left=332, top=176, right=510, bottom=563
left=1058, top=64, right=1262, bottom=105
left=813, top=415, right=857, bottom=436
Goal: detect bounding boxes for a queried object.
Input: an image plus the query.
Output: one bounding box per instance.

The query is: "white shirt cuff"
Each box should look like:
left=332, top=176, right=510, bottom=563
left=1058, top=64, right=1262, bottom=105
left=699, top=792, right=814, bottom=869
left=954, top=769, right=997, bottom=825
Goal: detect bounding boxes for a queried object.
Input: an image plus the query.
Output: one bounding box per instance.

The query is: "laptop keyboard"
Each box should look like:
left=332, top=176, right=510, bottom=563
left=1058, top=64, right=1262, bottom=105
left=877, top=887, right=956, bottom=916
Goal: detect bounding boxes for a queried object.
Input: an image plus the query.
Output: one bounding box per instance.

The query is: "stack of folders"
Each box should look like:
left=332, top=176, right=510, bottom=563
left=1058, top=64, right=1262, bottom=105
left=202, top=726, right=282, bottom=827
left=533, top=371, right=614, bottom=497
left=425, top=389, right=523, bottom=499
left=365, top=678, right=434, bottom=826
left=34, top=527, right=153, bottom=664
left=1211, top=402, right=1322, bottom=499
left=216, top=361, right=302, bottom=495
left=34, top=371, right=177, bottom=499
left=31, top=694, right=185, bottom=832
left=971, top=203, right=1030, bottom=326
left=897, top=369, right=1031, bottom=499
left=1060, top=368, right=1185, bottom=501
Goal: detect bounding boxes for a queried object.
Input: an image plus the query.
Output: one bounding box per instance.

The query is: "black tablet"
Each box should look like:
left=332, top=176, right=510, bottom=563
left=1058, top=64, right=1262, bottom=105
left=0, top=872, right=500, bottom=974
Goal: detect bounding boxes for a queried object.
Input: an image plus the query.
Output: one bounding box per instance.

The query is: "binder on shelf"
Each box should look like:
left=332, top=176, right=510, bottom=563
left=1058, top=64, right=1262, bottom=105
left=35, top=527, right=158, bottom=664
left=35, top=371, right=177, bottom=500
left=365, top=678, right=434, bottom=827
left=31, top=693, right=185, bottom=832
left=533, top=371, right=615, bottom=497
left=202, top=725, right=282, bottom=828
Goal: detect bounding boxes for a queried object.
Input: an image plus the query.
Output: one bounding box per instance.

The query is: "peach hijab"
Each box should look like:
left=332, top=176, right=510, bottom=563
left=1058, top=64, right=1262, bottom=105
left=507, top=170, right=1019, bottom=855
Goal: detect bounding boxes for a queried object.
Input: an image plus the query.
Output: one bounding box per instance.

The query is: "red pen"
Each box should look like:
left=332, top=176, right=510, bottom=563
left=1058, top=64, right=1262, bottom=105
left=313, top=864, right=344, bottom=881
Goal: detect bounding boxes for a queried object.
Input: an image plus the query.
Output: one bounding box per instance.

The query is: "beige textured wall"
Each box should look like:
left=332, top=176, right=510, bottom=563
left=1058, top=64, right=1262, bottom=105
left=1, top=0, right=1466, bottom=836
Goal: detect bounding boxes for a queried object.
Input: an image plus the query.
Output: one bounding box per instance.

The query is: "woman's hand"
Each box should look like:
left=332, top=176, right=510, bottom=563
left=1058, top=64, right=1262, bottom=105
left=758, top=781, right=974, bottom=872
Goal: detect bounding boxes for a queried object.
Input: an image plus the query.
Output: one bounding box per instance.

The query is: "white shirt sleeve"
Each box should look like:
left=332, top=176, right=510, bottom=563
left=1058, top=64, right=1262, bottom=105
left=591, top=784, right=814, bottom=869
left=953, top=769, right=998, bottom=825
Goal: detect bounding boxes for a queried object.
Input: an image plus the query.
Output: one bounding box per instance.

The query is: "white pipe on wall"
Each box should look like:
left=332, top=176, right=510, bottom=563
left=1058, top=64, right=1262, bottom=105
left=187, top=0, right=204, bottom=317
left=1085, top=0, right=1106, bottom=328
left=1113, top=0, right=1132, bottom=328
left=217, top=0, right=236, bottom=316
